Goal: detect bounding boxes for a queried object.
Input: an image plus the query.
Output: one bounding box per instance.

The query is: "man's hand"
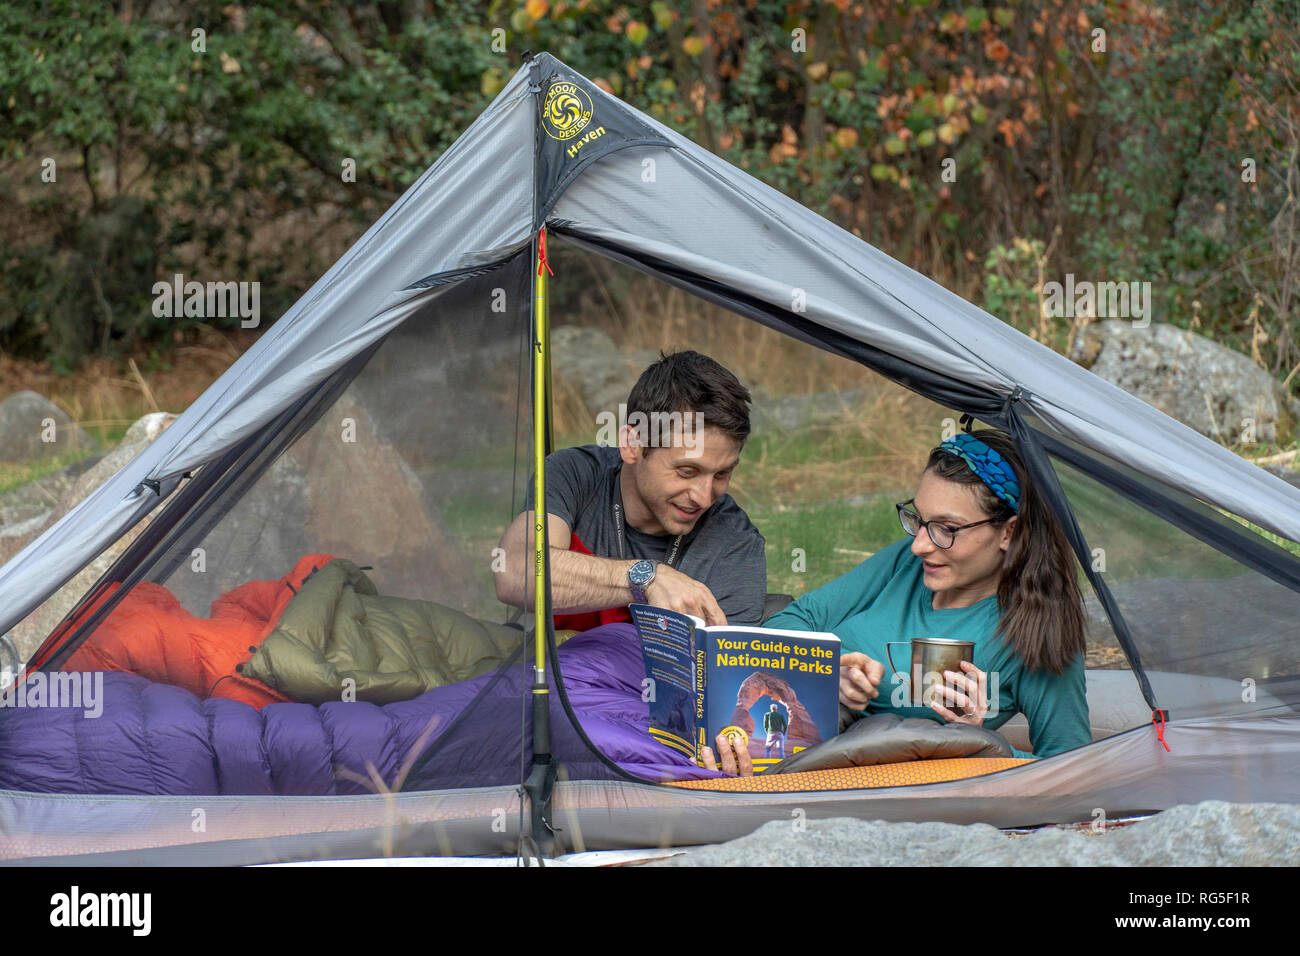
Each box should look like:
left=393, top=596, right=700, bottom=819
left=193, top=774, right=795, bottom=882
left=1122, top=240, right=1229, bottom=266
left=700, top=731, right=753, bottom=776
left=644, top=564, right=727, bottom=626
left=839, top=651, right=884, bottom=710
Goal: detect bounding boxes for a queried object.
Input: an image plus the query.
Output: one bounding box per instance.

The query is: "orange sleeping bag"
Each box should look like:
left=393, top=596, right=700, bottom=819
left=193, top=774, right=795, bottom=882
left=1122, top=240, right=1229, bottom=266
left=63, top=554, right=337, bottom=709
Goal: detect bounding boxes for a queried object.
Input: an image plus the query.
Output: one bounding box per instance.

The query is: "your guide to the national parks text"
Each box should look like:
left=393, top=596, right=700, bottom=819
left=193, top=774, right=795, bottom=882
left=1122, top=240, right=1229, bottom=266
left=630, top=604, right=841, bottom=772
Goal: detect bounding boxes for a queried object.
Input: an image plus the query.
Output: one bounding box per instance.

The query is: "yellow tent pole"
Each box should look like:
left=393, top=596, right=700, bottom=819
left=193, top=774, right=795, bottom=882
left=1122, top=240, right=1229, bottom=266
left=543, top=274, right=555, bottom=455
left=532, top=227, right=553, bottom=693
left=523, top=59, right=558, bottom=856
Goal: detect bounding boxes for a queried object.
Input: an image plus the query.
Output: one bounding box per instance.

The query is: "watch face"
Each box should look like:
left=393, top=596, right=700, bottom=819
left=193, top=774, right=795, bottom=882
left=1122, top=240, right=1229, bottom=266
left=628, top=559, right=656, bottom=587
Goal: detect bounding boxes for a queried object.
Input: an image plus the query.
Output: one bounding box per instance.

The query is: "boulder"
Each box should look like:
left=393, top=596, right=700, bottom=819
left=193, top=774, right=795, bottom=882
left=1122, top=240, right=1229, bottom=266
left=0, top=415, right=173, bottom=568
left=0, top=452, right=105, bottom=551
left=750, top=389, right=870, bottom=432
left=1082, top=575, right=1298, bottom=682
left=550, top=326, right=658, bottom=420
left=294, top=395, right=479, bottom=603
left=0, top=391, right=98, bottom=463
left=4, top=413, right=176, bottom=663
left=1259, top=463, right=1300, bottom=490
left=57, top=413, right=177, bottom=515
left=7, top=398, right=484, bottom=661
left=120, top=411, right=177, bottom=446
left=1071, top=322, right=1295, bottom=444
left=650, top=800, right=1300, bottom=866
left=549, top=326, right=872, bottom=437
left=178, top=394, right=478, bottom=613
left=347, top=327, right=522, bottom=469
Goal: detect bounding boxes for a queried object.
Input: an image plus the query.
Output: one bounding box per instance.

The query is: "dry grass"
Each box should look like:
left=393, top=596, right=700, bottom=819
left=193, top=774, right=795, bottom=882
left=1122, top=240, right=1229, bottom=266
left=548, top=243, right=947, bottom=502
left=0, top=324, right=259, bottom=446
left=733, top=389, right=942, bottom=509
left=556, top=246, right=877, bottom=397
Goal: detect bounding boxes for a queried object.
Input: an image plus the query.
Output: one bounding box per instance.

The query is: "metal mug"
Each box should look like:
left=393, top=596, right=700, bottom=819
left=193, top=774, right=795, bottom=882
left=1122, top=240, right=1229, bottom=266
left=885, top=638, right=975, bottom=714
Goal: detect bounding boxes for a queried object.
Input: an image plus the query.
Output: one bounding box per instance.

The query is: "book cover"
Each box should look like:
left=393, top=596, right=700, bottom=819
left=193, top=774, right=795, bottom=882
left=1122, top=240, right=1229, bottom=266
left=630, top=604, right=840, bottom=772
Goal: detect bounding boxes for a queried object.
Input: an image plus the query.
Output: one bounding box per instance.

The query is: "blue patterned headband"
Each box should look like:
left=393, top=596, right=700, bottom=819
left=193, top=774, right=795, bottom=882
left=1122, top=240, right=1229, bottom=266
left=937, top=433, right=1021, bottom=513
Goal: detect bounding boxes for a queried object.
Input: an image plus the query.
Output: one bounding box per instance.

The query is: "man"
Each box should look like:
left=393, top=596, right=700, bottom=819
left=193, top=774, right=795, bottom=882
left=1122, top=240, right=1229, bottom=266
left=495, top=350, right=767, bottom=628
left=763, top=702, right=788, bottom=759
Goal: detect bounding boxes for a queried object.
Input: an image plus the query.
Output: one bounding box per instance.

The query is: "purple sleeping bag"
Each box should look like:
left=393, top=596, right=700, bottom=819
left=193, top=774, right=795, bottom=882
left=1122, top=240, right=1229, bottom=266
left=0, top=624, right=726, bottom=795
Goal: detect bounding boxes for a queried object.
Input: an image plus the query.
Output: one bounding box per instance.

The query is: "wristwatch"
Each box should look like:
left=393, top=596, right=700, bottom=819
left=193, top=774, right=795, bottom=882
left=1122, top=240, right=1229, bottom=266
left=627, top=559, right=657, bottom=604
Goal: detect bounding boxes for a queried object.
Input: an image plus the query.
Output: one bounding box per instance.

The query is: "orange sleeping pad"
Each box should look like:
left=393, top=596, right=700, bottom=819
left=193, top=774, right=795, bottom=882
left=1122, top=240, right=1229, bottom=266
left=666, top=756, right=1033, bottom=792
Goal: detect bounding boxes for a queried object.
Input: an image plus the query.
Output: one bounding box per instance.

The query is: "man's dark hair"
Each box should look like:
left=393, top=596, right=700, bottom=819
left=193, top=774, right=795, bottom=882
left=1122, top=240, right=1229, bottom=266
left=626, top=350, right=752, bottom=448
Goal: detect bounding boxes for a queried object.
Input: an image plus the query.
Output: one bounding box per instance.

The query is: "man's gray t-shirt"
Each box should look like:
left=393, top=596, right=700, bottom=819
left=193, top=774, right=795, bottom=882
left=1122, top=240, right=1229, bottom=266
left=525, top=445, right=768, bottom=625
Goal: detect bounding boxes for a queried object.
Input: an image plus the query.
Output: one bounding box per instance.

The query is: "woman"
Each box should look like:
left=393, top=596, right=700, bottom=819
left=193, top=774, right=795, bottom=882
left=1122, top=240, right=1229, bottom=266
left=705, top=428, right=1090, bottom=771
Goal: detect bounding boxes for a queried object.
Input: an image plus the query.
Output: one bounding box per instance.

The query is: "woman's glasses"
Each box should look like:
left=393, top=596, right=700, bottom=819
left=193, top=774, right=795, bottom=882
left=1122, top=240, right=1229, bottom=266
left=895, top=499, right=1001, bottom=549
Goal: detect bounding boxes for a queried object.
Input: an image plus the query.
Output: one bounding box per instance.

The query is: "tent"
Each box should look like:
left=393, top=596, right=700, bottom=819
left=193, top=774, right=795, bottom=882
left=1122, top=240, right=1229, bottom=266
left=1, top=53, right=1297, bottom=865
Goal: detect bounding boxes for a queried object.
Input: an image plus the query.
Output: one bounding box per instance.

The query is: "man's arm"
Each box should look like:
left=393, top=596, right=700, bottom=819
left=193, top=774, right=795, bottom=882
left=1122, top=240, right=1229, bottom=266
left=495, top=510, right=631, bottom=612
left=494, top=510, right=728, bottom=624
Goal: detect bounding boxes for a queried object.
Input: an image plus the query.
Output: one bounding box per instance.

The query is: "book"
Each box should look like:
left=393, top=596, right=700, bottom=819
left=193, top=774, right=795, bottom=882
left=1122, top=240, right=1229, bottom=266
left=630, top=603, right=841, bottom=773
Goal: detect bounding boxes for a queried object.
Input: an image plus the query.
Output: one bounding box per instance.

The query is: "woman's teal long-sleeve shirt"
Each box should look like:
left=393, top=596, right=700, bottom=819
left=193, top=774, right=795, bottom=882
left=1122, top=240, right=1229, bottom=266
left=763, top=538, right=1090, bottom=759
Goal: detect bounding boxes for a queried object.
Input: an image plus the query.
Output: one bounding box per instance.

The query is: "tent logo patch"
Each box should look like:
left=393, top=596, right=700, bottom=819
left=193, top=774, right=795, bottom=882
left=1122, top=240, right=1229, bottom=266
left=543, top=81, right=594, bottom=141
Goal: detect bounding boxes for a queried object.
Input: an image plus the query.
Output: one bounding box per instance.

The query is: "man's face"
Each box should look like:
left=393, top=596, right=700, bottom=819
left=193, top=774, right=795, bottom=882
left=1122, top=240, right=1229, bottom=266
left=619, top=424, right=741, bottom=536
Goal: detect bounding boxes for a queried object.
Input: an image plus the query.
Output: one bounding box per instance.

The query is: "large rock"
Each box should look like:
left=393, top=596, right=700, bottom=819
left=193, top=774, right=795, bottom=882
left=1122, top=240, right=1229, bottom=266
left=1082, top=574, right=1298, bottom=682
left=54, top=412, right=177, bottom=512
left=0, top=391, right=98, bottom=463
left=7, top=399, right=485, bottom=662
left=650, top=800, right=1300, bottom=866
left=347, top=324, right=523, bottom=469
left=4, top=413, right=177, bottom=663
left=119, top=411, right=176, bottom=446
left=1071, top=322, right=1296, bottom=444
left=176, top=394, right=478, bottom=613
left=550, top=326, right=658, bottom=421
left=750, top=389, right=870, bottom=432
left=0, top=412, right=175, bottom=561
left=0, top=453, right=105, bottom=550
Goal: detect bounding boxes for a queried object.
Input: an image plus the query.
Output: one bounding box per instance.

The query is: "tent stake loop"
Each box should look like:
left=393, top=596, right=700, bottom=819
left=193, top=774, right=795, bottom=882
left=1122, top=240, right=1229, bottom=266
left=1152, top=709, right=1172, bottom=752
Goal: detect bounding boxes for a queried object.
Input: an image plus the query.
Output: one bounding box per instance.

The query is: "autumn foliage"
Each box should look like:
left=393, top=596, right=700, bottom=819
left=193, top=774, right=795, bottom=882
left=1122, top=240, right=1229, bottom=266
left=0, top=0, right=1295, bottom=388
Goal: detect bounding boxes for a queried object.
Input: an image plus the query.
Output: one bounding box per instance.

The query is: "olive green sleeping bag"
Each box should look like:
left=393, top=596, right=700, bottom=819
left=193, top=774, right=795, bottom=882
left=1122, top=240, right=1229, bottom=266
left=241, top=559, right=523, bottom=705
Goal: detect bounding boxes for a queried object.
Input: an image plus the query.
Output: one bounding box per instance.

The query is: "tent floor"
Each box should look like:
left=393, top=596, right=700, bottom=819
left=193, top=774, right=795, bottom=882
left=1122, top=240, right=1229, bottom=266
left=3, top=715, right=1295, bottom=863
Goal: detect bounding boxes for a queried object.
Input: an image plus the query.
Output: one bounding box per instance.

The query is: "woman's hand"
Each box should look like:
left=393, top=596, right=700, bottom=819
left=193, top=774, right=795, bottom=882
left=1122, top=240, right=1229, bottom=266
left=930, top=659, right=988, bottom=725
left=839, top=652, right=884, bottom=710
